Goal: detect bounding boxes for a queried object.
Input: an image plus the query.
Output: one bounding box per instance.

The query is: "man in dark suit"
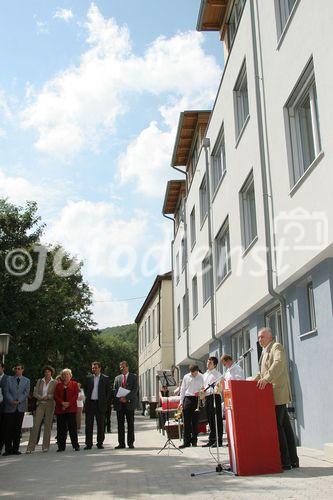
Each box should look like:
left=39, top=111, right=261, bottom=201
left=84, top=361, right=110, bottom=450
left=0, top=362, right=8, bottom=454
left=3, top=364, right=30, bottom=455
left=113, top=361, right=138, bottom=449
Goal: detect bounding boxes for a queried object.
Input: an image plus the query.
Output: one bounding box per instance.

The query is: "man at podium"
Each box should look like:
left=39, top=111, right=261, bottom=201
left=256, top=327, right=299, bottom=470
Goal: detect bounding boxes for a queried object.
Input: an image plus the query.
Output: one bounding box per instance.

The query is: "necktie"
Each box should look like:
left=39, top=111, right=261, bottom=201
left=17, top=377, right=20, bottom=386
left=122, top=375, right=126, bottom=388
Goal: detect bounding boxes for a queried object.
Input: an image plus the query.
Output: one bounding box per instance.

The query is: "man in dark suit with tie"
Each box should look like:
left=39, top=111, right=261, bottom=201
left=113, top=361, right=138, bottom=449
left=3, top=364, right=30, bottom=455
left=0, top=362, right=8, bottom=454
left=84, top=361, right=110, bottom=450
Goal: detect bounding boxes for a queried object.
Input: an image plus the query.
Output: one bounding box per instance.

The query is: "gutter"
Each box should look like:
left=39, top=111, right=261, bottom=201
left=172, top=165, right=202, bottom=367
left=202, top=138, right=223, bottom=357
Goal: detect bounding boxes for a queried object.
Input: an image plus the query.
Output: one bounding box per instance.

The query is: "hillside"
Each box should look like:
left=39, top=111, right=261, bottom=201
left=99, top=323, right=137, bottom=345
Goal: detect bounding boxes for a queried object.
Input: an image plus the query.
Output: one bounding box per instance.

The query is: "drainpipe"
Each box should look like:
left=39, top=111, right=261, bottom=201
left=203, top=138, right=223, bottom=358
left=172, top=165, right=202, bottom=367
left=250, top=0, right=292, bottom=375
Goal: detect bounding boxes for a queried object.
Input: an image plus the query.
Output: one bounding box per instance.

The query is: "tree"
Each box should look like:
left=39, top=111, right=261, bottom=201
left=0, top=199, right=98, bottom=384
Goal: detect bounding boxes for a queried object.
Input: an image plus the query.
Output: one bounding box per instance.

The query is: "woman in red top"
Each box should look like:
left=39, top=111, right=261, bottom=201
left=54, top=368, right=80, bottom=451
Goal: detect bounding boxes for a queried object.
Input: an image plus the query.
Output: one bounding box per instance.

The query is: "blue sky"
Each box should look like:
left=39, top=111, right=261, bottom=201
left=0, top=1, right=223, bottom=327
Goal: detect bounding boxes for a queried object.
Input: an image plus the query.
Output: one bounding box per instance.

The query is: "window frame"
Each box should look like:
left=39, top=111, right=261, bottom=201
left=239, top=171, right=257, bottom=251
left=192, top=275, right=198, bottom=318
left=211, top=124, right=226, bottom=196
left=199, top=174, right=208, bottom=225
left=234, top=61, right=249, bottom=141
left=190, top=206, right=196, bottom=250
left=175, top=252, right=180, bottom=285
left=182, top=293, right=189, bottom=331
left=215, top=217, right=231, bottom=286
left=307, top=281, right=317, bottom=331
left=177, top=304, right=181, bottom=339
left=202, top=253, right=212, bottom=306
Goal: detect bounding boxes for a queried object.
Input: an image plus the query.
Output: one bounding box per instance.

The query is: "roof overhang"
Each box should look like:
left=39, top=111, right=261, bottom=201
left=196, top=0, right=230, bottom=33
left=135, top=272, right=172, bottom=324
left=171, top=110, right=211, bottom=168
left=162, top=180, right=186, bottom=215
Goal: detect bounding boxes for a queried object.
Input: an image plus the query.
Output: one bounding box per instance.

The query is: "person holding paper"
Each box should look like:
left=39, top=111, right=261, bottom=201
left=84, top=361, right=110, bottom=450
left=113, top=361, right=138, bottom=449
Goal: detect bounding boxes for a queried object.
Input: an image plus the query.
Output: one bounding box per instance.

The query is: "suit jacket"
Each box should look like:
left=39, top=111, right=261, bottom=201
left=255, top=341, right=292, bottom=405
left=85, top=373, right=110, bottom=414
left=3, top=375, right=30, bottom=413
left=54, top=380, right=78, bottom=414
left=33, top=378, right=56, bottom=407
left=113, top=372, right=138, bottom=411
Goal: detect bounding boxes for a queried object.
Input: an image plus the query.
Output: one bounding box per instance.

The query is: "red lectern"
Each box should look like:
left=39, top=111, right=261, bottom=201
left=223, top=380, right=282, bottom=476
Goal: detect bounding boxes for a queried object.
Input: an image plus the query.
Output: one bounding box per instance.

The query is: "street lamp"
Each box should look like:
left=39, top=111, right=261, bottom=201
left=0, top=333, right=10, bottom=364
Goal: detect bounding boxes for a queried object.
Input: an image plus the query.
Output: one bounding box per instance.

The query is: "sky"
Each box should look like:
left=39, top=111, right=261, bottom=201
left=0, top=0, right=224, bottom=328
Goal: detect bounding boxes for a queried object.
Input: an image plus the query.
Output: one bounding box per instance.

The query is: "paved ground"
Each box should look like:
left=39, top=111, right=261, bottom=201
left=1, top=414, right=333, bottom=499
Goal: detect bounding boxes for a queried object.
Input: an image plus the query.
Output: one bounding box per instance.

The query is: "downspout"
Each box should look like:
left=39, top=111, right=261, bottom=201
left=203, top=138, right=223, bottom=358
left=172, top=165, right=202, bottom=366
left=250, top=0, right=292, bottom=372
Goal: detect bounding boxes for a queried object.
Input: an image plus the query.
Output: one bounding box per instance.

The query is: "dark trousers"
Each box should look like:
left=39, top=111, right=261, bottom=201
left=206, top=394, right=223, bottom=445
left=0, top=405, right=5, bottom=451
left=117, top=404, right=135, bottom=446
left=85, top=401, right=105, bottom=447
left=183, top=396, right=200, bottom=446
left=105, top=404, right=111, bottom=432
left=56, top=413, right=79, bottom=450
left=275, top=405, right=299, bottom=467
left=4, top=410, right=24, bottom=453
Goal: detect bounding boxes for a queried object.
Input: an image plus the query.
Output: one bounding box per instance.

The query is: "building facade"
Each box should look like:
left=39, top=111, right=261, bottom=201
left=135, top=272, right=174, bottom=408
left=163, top=0, right=333, bottom=449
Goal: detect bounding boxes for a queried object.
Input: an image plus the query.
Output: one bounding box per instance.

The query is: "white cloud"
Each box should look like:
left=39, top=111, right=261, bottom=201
left=0, top=89, right=13, bottom=121
left=46, top=199, right=150, bottom=279
left=22, top=3, right=221, bottom=162
left=35, top=18, right=49, bottom=35
left=54, top=8, right=74, bottom=22
left=0, top=168, right=54, bottom=207
left=91, top=286, right=132, bottom=328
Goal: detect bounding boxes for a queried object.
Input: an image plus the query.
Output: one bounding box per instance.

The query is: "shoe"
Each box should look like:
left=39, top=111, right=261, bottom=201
left=25, top=450, right=33, bottom=454
left=292, top=462, right=300, bottom=468
left=115, top=445, right=125, bottom=449
left=74, top=447, right=80, bottom=451
left=84, top=446, right=92, bottom=450
left=97, top=445, right=104, bottom=449
left=12, top=451, right=21, bottom=455
left=42, top=449, right=49, bottom=453
left=202, top=442, right=215, bottom=448
left=128, top=444, right=134, bottom=449
left=282, top=465, right=292, bottom=470
left=56, top=449, right=65, bottom=452
left=191, top=442, right=197, bottom=447
left=2, top=451, right=13, bottom=456
left=178, top=444, right=189, bottom=449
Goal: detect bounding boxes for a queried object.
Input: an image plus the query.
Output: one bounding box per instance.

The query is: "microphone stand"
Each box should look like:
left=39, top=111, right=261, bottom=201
left=190, top=350, right=252, bottom=478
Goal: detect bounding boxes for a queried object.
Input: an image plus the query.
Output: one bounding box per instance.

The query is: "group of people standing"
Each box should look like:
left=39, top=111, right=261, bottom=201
left=0, top=360, right=138, bottom=455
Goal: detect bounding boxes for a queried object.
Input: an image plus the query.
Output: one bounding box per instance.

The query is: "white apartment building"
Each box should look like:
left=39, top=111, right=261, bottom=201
left=163, top=0, right=333, bottom=450
left=135, top=272, right=174, bottom=409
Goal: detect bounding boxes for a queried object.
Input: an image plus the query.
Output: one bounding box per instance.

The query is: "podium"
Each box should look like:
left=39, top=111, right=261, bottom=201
left=223, top=380, right=282, bottom=475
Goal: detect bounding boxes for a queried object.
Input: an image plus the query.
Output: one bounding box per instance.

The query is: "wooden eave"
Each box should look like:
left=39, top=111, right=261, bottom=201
left=196, top=0, right=230, bottom=34
left=162, top=180, right=186, bottom=215
left=171, top=111, right=211, bottom=168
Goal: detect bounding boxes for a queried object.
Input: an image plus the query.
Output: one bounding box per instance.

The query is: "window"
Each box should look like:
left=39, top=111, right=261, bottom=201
left=231, top=326, right=252, bottom=377
left=276, top=0, right=297, bottom=37
left=234, top=62, right=249, bottom=139
left=181, top=238, right=186, bottom=271
left=182, top=293, right=189, bottom=330
left=307, top=282, right=316, bottom=331
left=191, top=134, right=200, bottom=170
left=240, top=172, right=257, bottom=250
left=156, top=302, right=160, bottom=338
left=227, top=0, right=246, bottom=48
left=144, top=321, right=147, bottom=347
left=202, top=254, right=212, bottom=305
left=177, top=305, right=181, bottom=339
left=190, top=207, right=196, bottom=249
left=175, top=252, right=180, bottom=284
left=211, top=126, right=226, bottom=194
left=215, top=218, right=231, bottom=284
left=192, top=275, right=198, bottom=318
left=200, top=175, right=208, bottom=224
left=152, top=308, right=155, bottom=339
left=152, top=367, right=156, bottom=397
left=265, top=306, right=283, bottom=343
left=286, top=60, right=321, bottom=186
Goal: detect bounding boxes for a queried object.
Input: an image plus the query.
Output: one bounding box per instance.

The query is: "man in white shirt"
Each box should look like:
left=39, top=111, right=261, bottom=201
left=202, top=357, right=223, bottom=447
left=221, top=354, right=245, bottom=380
left=179, top=365, right=204, bottom=448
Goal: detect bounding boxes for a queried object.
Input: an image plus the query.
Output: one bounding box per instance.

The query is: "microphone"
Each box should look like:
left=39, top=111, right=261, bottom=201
left=240, top=347, right=254, bottom=359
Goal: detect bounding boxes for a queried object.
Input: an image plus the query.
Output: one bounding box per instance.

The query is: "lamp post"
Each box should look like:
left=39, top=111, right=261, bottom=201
left=0, top=333, right=10, bottom=364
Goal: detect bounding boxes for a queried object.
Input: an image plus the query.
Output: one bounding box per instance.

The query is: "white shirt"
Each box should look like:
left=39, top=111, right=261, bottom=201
left=203, top=368, right=222, bottom=395
left=41, top=378, right=52, bottom=398
left=180, top=372, right=204, bottom=405
left=91, top=374, right=100, bottom=400
left=224, top=364, right=245, bottom=381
